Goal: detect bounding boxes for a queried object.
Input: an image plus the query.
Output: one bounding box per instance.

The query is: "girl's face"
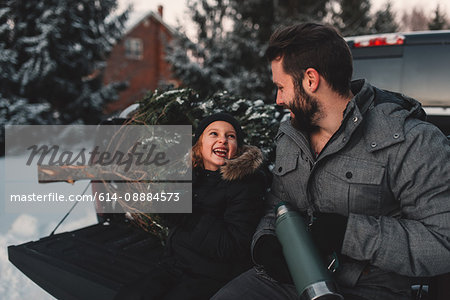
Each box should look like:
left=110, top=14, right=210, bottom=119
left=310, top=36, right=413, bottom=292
left=200, top=121, right=238, bottom=171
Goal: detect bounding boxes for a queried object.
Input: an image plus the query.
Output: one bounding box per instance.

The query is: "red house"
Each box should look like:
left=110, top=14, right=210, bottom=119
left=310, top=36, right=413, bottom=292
left=103, top=6, right=179, bottom=113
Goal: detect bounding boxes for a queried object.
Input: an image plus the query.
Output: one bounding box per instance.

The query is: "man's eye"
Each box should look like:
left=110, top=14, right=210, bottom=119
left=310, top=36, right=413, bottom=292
left=228, top=134, right=236, bottom=139
left=210, top=132, right=218, bottom=136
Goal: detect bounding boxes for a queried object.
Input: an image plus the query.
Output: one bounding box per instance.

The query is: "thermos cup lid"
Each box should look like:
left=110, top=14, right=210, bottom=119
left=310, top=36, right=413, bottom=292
left=275, top=201, right=289, bottom=217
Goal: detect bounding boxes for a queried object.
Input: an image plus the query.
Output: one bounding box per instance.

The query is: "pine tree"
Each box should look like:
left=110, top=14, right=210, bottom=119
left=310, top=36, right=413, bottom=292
left=166, top=0, right=232, bottom=99
left=371, top=2, right=399, bottom=33
left=332, top=0, right=372, bottom=36
left=134, top=88, right=279, bottom=161
left=0, top=1, right=15, bottom=98
left=0, top=0, right=53, bottom=154
left=228, top=0, right=329, bottom=99
left=400, top=7, right=429, bottom=31
left=280, top=0, right=329, bottom=23
left=0, top=0, right=129, bottom=126
left=166, top=0, right=331, bottom=102
left=126, top=87, right=281, bottom=236
left=428, top=4, right=448, bottom=30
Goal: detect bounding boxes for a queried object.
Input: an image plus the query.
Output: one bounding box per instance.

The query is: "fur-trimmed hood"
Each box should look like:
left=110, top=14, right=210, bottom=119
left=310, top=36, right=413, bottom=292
left=220, top=145, right=263, bottom=181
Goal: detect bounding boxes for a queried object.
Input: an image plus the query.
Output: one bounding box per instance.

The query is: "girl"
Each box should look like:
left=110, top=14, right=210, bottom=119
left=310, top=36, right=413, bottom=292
left=135, top=113, right=267, bottom=300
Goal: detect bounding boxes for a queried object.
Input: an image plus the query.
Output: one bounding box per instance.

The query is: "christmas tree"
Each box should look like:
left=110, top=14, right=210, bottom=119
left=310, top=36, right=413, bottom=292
left=122, top=88, right=279, bottom=238
left=133, top=88, right=279, bottom=161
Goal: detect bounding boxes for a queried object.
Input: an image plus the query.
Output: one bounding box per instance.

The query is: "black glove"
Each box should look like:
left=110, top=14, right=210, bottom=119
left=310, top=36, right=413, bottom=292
left=309, top=213, right=348, bottom=258
left=253, top=235, right=293, bottom=284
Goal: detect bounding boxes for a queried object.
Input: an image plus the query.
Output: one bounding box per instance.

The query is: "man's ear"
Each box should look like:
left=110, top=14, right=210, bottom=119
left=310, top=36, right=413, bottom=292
left=303, top=68, right=320, bottom=92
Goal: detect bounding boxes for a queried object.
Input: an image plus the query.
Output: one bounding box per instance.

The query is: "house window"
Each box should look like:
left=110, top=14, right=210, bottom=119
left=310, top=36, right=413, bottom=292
left=125, top=38, right=143, bottom=60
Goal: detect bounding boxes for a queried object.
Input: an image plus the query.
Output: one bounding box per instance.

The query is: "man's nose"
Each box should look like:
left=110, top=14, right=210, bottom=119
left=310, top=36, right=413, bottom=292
left=276, top=94, right=284, bottom=106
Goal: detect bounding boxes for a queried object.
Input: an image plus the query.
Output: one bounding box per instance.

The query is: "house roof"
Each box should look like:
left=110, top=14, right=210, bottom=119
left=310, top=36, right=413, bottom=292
left=125, top=10, right=177, bottom=36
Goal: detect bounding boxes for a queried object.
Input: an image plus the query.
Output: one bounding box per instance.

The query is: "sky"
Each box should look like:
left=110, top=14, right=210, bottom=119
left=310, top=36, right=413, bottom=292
left=117, top=0, right=450, bottom=30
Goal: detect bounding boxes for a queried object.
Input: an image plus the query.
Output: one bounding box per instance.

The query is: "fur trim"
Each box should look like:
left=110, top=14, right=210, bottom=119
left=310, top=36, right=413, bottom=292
left=220, top=145, right=263, bottom=181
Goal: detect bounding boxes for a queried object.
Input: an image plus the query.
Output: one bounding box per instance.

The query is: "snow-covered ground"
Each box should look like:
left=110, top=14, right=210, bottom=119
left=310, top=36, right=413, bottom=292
left=0, top=157, right=98, bottom=299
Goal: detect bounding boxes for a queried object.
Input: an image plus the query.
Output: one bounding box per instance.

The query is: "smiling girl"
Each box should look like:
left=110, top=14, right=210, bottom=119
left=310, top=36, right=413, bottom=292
left=134, top=113, right=267, bottom=300
left=196, top=120, right=238, bottom=171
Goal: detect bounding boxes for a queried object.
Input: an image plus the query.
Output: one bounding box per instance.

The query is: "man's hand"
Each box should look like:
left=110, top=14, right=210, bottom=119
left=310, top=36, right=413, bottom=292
left=309, top=213, right=348, bottom=258
left=253, top=235, right=293, bottom=284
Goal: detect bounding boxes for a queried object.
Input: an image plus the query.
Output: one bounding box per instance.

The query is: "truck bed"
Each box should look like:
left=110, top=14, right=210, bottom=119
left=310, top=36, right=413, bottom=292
left=8, top=221, right=164, bottom=300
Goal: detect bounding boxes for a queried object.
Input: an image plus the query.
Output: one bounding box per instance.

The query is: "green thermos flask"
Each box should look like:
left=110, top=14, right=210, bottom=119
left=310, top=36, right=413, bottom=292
left=275, top=202, right=343, bottom=300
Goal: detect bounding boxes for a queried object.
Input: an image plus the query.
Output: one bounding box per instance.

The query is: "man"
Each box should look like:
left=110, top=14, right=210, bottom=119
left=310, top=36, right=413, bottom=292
left=212, top=23, right=450, bottom=300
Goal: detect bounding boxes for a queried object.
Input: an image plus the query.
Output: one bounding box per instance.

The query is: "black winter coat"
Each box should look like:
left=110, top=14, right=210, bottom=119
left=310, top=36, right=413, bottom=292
left=165, top=145, right=267, bottom=282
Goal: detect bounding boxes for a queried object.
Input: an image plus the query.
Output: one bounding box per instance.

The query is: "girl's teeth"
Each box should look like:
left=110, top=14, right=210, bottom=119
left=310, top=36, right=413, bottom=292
left=213, top=149, right=227, bottom=157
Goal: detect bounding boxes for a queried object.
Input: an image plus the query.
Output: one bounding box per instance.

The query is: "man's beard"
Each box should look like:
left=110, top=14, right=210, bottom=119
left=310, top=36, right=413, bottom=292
left=288, top=84, right=322, bottom=133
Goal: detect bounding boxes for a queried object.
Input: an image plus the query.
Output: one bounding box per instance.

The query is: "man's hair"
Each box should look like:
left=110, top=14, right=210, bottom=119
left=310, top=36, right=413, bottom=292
left=266, top=23, right=353, bottom=97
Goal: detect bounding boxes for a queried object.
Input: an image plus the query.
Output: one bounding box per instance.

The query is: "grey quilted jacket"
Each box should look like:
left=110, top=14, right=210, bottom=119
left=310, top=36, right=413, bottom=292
left=252, top=79, right=450, bottom=291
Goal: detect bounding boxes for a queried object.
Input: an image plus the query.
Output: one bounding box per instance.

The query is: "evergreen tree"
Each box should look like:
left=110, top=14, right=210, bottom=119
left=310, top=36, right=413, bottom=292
left=371, top=2, right=399, bottom=33
left=134, top=88, right=279, bottom=162
left=166, top=0, right=232, bottom=99
left=400, top=7, right=429, bottom=31
left=0, top=0, right=129, bottom=126
left=332, top=0, right=372, bottom=36
left=0, top=0, right=53, bottom=154
left=166, top=0, right=331, bottom=102
left=0, top=1, right=15, bottom=98
left=121, top=87, right=280, bottom=237
left=428, top=4, right=448, bottom=30
left=228, top=0, right=329, bottom=99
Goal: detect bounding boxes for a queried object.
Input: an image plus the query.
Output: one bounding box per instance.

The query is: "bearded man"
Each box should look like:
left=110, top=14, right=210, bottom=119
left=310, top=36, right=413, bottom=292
left=212, top=23, right=450, bottom=300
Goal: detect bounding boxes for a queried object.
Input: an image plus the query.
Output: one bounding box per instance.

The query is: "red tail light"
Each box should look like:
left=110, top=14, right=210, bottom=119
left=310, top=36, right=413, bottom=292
left=352, top=35, right=405, bottom=48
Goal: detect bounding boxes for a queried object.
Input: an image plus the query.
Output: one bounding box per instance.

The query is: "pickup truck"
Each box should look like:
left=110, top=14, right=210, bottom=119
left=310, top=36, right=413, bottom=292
left=346, top=30, right=450, bottom=135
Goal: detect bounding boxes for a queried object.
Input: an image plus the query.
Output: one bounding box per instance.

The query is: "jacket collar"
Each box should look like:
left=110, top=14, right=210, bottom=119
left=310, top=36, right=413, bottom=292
left=351, top=80, right=426, bottom=152
left=220, top=145, right=263, bottom=181
left=278, top=79, right=426, bottom=155
left=276, top=80, right=373, bottom=159
left=345, top=79, right=374, bottom=118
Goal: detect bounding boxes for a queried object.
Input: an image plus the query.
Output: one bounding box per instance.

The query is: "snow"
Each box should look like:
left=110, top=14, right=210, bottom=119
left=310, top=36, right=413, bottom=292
left=155, top=89, right=183, bottom=101
left=0, top=209, right=97, bottom=299
left=0, top=8, right=9, bottom=16
left=9, top=215, right=38, bottom=238
left=73, top=43, right=82, bottom=52
left=231, top=102, right=241, bottom=111
left=199, top=100, right=213, bottom=110
left=0, top=157, right=98, bottom=300
left=253, top=99, right=264, bottom=107
left=0, top=226, right=55, bottom=299
left=281, top=111, right=291, bottom=122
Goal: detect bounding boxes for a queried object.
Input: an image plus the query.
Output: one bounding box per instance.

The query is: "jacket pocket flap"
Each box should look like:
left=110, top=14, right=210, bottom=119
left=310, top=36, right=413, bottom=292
left=273, top=153, right=298, bottom=176
left=326, top=156, right=385, bottom=185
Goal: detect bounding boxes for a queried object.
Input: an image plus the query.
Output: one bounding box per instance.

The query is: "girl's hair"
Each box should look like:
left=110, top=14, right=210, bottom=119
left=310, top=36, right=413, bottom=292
left=191, top=132, right=244, bottom=169
left=192, top=134, right=204, bottom=168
